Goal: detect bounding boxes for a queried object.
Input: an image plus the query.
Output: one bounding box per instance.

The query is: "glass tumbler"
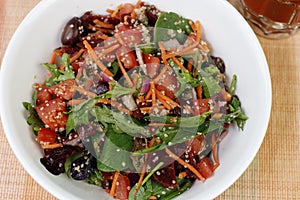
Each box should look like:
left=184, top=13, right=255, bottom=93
left=237, top=0, right=300, bottom=39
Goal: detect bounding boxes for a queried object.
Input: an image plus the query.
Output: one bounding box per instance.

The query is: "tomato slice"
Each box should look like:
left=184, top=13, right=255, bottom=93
left=117, top=24, right=143, bottom=46
left=114, top=174, right=131, bottom=200
left=35, top=85, right=52, bottom=105
left=36, top=98, right=68, bottom=132
left=197, top=157, right=214, bottom=179
left=193, top=98, right=211, bottom=115
left=116, top=46, right=138, bottom=70
left=143, top=53, right=161, bottom=78
left=37, top=128, right=57, bottom=144
left=49, top=79, right=75, bottom=100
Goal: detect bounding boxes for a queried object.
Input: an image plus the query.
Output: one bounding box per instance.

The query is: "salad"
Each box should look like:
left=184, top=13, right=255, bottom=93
left=23, top=1, right=248, bottom=200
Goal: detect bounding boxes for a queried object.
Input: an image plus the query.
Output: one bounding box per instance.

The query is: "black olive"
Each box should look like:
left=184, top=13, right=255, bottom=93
left=210, top=56, right=226, bottom=73
left=89, top=81, right=109, bottom=95
left=61, top=17, right=82, bottom=46
left=70, top=154, right=96, bottom=180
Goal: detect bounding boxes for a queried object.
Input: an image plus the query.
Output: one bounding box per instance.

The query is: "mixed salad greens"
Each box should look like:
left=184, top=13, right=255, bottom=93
left=23, top=1, right=247, bottom=200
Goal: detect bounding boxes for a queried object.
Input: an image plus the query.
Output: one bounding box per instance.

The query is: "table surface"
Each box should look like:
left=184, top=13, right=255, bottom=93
left=0, top=0, right=299, bottom=199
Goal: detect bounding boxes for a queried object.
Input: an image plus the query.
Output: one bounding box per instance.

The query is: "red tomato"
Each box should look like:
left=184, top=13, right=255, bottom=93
left=116, top=46, right=138, bottom=70
left=117, top=24, right=142, bottom=46
left=71, top=59, right=85, bottom=74
left=197, top=157, right=214, bottom=179
left=193, top=98, right=211, bottom=115
left=49, top=79, right=75, bottom=100
left=190, top=135, right=205, bottom=155
left=36, top=98, right=68, bottom=132
left=114, top=174, right=131, bottom=200
left=35, top=85, right=52, bottom=105
left=37, top=128, right=57, bottom=144
left=143, top=53, right=161, bottom=78
left=158, top=70, right=180, bottom=93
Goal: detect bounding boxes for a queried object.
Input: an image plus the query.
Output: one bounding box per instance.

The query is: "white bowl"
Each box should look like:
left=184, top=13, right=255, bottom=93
left=0, top=0, right=271, bottom=199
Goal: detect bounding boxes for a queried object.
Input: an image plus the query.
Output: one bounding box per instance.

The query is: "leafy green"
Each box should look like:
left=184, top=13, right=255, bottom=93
left=43, top=53, right=75, bottom=86
left=154, top=12, right=192, bottom=44
left=98, top=125, right=134, bottom=171
left=105, top=81, right=136, bottom=98
left=23, top=102, right=44, bottom=135
left=228, top=96, right=248, bottom=130
left=129, top=177, right=193, bottom=200
left=229, top=74, right=237, bottom=95
left=85, top=169, right=104, bottom=187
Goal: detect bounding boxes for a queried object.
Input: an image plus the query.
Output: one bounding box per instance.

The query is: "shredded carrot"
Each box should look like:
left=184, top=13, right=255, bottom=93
left=156, top=94, right=172, bottom=110
left=110, top=171, right=120, bottom=197
left=212, top=134, right=220, bottom=171
left=98, top=44, right=120, bottom=58
left=73, top=86, right=97, bottom=98
left=111, top=100, right=133, bottom=115
left=117, top=56, right=134, bottom=87
left=165, top=148, right=205, bottom=182
left=140, top=106, right=164, bottom=112
left=70, top=49, right=85, bottom=63
left=189, top=20, right=197, bottom=32
left=68, top=99, right=85, bottom=106
left=41, top=143, right=63, bottom=149
left=171, top=56, right=186, bottom=71
left=93, top=19, right=115, bottom=29
left=100, top=34, right=109, bottom=40
left=150, top=82, right=156, bottom=106
left=187, top=59, right=193, bottom=72
left=196, top=86, right=202, bottom=99
left=193, top=67, right=198, bottom=78
left=164, top=42, right=199, bottom=59
left=49, top=51, right=58, bottom=64
left=138, top=96, right=145, bottom=102
left=106, top=9, right=114, bottom=14
left=178, top=171, right=187, bottom=179
left=145, top=88, right=152, bottom=100
left=114, top=33, right=125, bottom=46
left=76, top=67, right=83, bottom=79
left=155, top=90, right=180, bottom=107
left=199, top=44, right=210, bottom=52
left=154, top=66, right=168, bottom=83
left=133, top=137, right=148, bottom=196
left=83, top=40, right=113, bottom=77
left=111, top=4, right=123, bottom=18
left=131, top=0, right=141, bottom=19
left=149, top=136, right=156, bottom=147
left=196, top=20, right=201, bottom=43
left=98, top=98, right=112, bottom=104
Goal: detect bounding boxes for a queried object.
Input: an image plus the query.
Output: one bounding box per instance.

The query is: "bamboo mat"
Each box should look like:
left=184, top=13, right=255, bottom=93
left=0, top=0, right=299, bottom=199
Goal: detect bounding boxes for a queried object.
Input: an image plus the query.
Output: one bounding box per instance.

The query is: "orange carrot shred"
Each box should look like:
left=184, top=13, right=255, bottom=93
left=145, top=88, right=152, bottom=100
left=196, top=86, right=202, bottom=99
left=155, top=90, right=180, bottom=107
left=73, top=86, right=97, bottom=98
left=117, top=56, right=134, bottom=87
left=196, top=20, right=201, bottom=43
left=41, top=143, right=63, bottom=149
left=154, top=66, right=168, bottom=83
left=131, top=0, right=141, bottom=19
left=150, top=82, right=156, bottom=106
left=93, top=19, right=115, bottom=29
left=83, top=40, right=113, bottom=77
left=111, top=4, right=123, bottom=18
left=114, top=33, right=125, bottom=46
left=189, top=20, right=197, bottom=32
left=70, top=49, right=85, bottom=63
left=156, top=95, right=172, bottom=110
left=98, top=44, right=120, bottom=58
left=171, top=56, right=187, bottom=71
left=50, top=51, right=58, bottom=64
left=68, top=99, right=85, bottom=106
left=106, top=9, right=114, bottom=14
left=165, top=148, right=205, bottom=182
left=187, top=59, right=193, bottom=72
left=110, top=171, right=120, bottom=197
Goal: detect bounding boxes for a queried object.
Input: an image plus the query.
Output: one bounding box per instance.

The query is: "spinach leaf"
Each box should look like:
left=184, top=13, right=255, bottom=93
left=23, top=102, right=44, bottom=135
left=85, top=169, right=104, bottom=187
left=98, top=125, right=134, bottom=171
left=43, top=53, right=75, bottom=86
left=227, top=96, right=248, bottom=130
left=154, top=12, right=192, bottom=44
